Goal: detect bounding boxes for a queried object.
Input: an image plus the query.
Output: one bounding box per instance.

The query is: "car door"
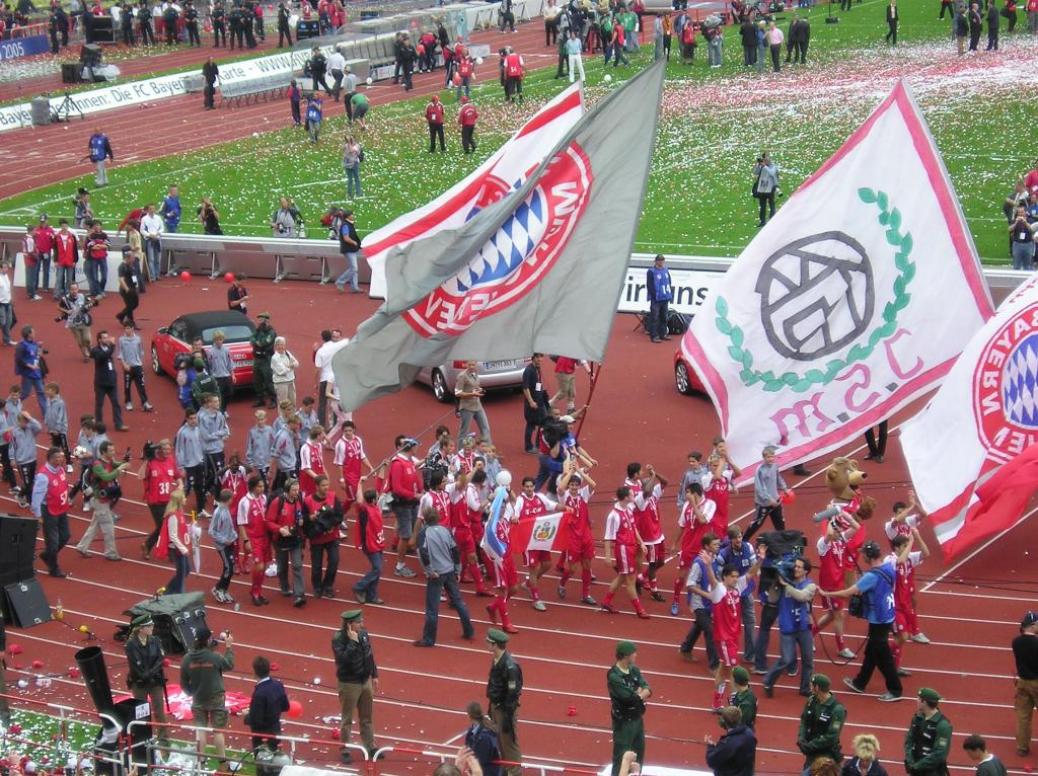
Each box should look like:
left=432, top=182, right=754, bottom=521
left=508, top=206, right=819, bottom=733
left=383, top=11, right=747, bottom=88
left=162, top=318, right=188, bottom=375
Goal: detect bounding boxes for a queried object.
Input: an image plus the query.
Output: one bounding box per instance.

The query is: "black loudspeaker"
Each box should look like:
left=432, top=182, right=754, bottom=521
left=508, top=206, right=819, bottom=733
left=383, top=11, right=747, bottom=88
left=75, top=645, right=115, bottom=717
left=296, top=19, right=319, bottom=39
left=0, top=515, right=39, bottom=585
left=61, top=63, right=81, bottom=83
left=167, top=604, right=208, bottom=655
left=3, top=578, right=51, bottom=628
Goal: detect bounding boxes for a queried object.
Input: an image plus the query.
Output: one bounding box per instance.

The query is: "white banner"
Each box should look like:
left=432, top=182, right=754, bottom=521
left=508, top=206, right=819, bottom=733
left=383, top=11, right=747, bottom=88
left=618, top=266, right=716, bottom=315
left=682, top=81, right=993, bottom=483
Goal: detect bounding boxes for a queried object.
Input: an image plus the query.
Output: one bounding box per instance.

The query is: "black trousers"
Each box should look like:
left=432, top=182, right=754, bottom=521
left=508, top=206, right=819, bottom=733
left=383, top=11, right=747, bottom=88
left=680, top=608, right=719, bottom=668
left=213, top=21, right=225, bottom=45
left=216, top=376, right=232, bottom=411
left=865, top=420, right=888, bottom=458
left=145, top=502, right=166, bottom=552
left=885, top=19, right=898, bottom=43
left=987, top=29, right=998, bottom=49
left=186, top=21, right=200, bottom=45
left=50, top=432, right=71, bottom=460
left=744, top=504, right=784, bottom=542
left=216, top=543, right=234, bottom=592
left=123, top=365, right=149, bottom=406
left=184, top=463, right=206, bottom=513
left=95, top=383, right=124, bottom=428
left=41, top=507, right=70, bottom=573
left=204, top=84, right=216, bottom=108
left=116, top=289, right=139, bottom=327
left=0, top=444, right=13, bottom=488
left=854, top=621, right=902, bottom=696
left=140, top=21, right=155, bottom=45
left=310, top=541, right=340, bottom=592
left=429, top=123, right=445, bottom=152
left=205, top=451, right=225, bottom=498
left=758, top=191, right=776, bottom=224
left=461, top=125, right=476, bottom=153
left=277, top=23, right=291, bottom=47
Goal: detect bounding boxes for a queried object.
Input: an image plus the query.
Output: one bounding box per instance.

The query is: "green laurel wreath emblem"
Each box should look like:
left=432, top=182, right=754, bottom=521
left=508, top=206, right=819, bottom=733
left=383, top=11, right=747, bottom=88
left=714, top=187, right=916, bottom=393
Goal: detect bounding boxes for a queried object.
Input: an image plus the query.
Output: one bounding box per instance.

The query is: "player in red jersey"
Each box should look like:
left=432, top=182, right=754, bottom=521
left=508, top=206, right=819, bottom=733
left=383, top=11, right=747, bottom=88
left=601, top=486, right=650, bottom=618
left=419, top=471, right=453, bottom=525
left=703, top=455, right=732, bottom=538
left=671, top=481, right=714, bottom=616
left=514, top=475, right=558, bottom=611
left=634, top=466, right=668, bottom=601
left=298, top=426, right=327, bottom=500
left=556, top=463, right=598, bottom=605
left=455, top=469, right=491, bottom=596
left=884, top=492, right=929, bottom=643
left=235, top=475, right=269, bottom=606
left=814, top=512, right=860, bottom=659
left=333, top=421, right=375, bottom=511
left=888, top=528, right=929, bottom=673
left=704, top=551, right=761, bottom=710
left=485, top=484, right=521, bottom=634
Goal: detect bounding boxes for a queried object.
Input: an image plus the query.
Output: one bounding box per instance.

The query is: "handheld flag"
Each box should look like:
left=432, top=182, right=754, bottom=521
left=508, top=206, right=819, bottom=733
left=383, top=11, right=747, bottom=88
left=364, top=84, right=585, bottom=299
left=333, top=63, right=666, bottom=411
left=681, top=80, right=992, bottom=482
left=901, top=276, right=1038, bottom=559
left=510, top=511, right=571, bottom=557
left=481, top=485, right=510, bottom=563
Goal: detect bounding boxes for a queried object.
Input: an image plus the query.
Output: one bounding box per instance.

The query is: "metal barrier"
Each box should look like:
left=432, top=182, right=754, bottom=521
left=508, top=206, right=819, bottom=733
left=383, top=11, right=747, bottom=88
left=371, top=745, right=601, bottom=776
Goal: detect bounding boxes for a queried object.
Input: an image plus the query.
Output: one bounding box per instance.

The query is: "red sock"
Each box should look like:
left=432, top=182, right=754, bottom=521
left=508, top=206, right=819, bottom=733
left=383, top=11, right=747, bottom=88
left=250, top=566, right=264, bottom=597
left=581, top=568, right=592, bottom=599
left=673, top=574, right=685, bottom=602
left=495, top=594, right=508, bottom=617
left=603, top=591, right=614, bottom=606
left=631, top=596, right=647, bottom=614
left=560, top=568, right=571, bottom=586
left=529, top=581, right=541, bottom=601
left=469, top=562, right=486, bottom=591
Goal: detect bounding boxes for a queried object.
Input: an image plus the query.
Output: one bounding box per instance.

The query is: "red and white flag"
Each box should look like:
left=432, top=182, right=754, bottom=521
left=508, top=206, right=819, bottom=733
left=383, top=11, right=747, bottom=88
left=364, top=84, right=585, bottom=299
left=902, top=276, right=1038, bottom=559
left=510, top=512, right=571, bottom=557
left=681, top=81, right=992, bottom=483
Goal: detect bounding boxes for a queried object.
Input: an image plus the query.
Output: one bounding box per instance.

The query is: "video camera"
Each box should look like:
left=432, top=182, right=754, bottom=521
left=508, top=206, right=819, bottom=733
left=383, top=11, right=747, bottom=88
left=142, top=440, right=158, bottom=461
left=757, top=529, right=806, bottom=602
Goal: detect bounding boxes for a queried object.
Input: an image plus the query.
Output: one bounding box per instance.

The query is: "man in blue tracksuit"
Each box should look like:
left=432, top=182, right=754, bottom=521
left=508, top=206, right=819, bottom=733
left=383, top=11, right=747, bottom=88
left=645, top=253, right=673, bottom=343
left=87, top=129, right=114, bottom=187
left=160, top=185, right=182, bottom=236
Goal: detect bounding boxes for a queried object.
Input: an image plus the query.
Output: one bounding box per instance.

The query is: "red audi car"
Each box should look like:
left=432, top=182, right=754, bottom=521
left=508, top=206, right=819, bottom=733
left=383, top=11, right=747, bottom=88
left=151, top=311, right=256, bottom=387
left=673, top=344, right=707, bottom=396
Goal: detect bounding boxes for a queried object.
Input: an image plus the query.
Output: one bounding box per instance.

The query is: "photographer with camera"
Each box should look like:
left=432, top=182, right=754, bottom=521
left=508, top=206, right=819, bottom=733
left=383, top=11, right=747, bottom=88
left=57, top=283, right=95, bottom=361
left=266, top=477, right=306, bottom=608
left=180, top=626, right=234, bottom=770
left=761, top=556, right=816, bottom=698
left=303, top=474, right=343, bottom=599
left=74, top=440, right=128, bottom=561
left=751, top=152, right=780, bottom=227
left=125, top=614, right=169, bottom=745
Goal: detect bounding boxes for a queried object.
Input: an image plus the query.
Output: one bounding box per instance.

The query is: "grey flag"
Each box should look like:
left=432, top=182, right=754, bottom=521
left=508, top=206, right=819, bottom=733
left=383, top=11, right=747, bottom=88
left=333, top=62, right=666, bottom=412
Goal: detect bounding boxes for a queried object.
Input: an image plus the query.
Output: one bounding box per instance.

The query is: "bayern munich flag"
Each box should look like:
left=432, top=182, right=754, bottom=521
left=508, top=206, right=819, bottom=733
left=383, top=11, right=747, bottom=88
left=681, top=81, right=993, bottom=482
left=333, top=63, right=666, bottom=410
left=902, top=276, right=1038, bottom=560
left=364, top=84, right=585, bottom=299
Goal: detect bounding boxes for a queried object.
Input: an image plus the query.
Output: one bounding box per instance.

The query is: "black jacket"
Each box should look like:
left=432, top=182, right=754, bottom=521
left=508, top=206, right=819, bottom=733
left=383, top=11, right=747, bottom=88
left=91, top=343, right=118, bottom=388
left=125, top=634, right=166, bottom=688
left=246, top=678, right=289, bottom=734
left=841, top=758, right=890, bottom=776
left=486, top=651, right=522, bottom=710
left=332, top=628, right=378, bottom=683
left=706, top=724, right=757, bottom=776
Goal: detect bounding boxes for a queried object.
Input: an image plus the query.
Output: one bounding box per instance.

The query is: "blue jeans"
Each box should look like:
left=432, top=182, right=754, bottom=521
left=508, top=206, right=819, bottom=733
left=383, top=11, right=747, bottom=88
left=55, top=266, right=74, bottom=299
left=144, top=239, right=162, bottom=281
left=1012, top=241, right=1035, bottom=271
left=20, top=376, right=48, bottom=414
left=763, top=629, right=814, bottom=694
left=25, top=259, right=38, bottom=298
left=754, top=603, right=780, bottom=672
left=354, top=550, right=382, bottom=601
left=648, top=300, right=668, bottom=339
left=38, top=255, right=51, bottom=292
left=335, top=251, right=359, bottom=291
left=421, top=571, right=473, bottom=645
left=87, top=258, right=107, bottom=296
left=166, top=548, right=190, bottom=594
left=345, top=162, right=362, bottom=198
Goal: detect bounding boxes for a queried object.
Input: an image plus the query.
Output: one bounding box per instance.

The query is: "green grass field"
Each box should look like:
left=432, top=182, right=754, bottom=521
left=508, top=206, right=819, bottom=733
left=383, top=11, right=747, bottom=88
left=0, top=0, right=1031, bottom=263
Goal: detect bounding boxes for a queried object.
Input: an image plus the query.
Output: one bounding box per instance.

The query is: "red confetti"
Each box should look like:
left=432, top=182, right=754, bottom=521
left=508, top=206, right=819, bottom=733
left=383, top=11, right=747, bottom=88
left=8, top=644, right=23, bottom=655
left=68, top=667, right=81, bottom=679
left=31, top=659, right=44, bottom=669
left=330, top=729, right=340, bottom=740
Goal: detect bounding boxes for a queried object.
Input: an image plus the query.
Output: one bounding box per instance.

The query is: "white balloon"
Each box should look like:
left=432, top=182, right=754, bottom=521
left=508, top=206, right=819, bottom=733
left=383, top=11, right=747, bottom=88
left=475, top=56, right=484, bottom=65
left=496, top=470, right=512, bottom=488
left=365, top=76, right=373, bottom=85
left=604, top=74, right=612, bottom=83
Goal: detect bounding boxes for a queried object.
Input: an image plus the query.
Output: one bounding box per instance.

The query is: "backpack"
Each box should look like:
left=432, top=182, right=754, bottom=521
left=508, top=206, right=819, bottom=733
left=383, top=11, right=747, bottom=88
left=191, top=371, right=219, bottom=404
left=848, top=566, right=893, bottom=619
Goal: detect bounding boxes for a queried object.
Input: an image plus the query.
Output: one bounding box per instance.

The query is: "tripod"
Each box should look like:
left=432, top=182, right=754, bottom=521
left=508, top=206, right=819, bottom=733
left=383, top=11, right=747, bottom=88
left=826, top=0, right=840, bottom=22
left=53, top=90, right=84, bottom=122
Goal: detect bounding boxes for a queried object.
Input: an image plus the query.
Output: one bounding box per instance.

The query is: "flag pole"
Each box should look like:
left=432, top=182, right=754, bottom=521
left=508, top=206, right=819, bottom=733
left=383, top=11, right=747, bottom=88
left=575, top=362, right=603, bottom=440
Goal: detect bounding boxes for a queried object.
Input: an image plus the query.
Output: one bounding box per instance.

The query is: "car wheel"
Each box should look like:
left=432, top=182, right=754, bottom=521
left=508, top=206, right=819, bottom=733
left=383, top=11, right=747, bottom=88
left=675, top=361, right=693, bottom=395
left=151, top=346, right=162, bottom=376
left=431, top=369, right=451, bottom=403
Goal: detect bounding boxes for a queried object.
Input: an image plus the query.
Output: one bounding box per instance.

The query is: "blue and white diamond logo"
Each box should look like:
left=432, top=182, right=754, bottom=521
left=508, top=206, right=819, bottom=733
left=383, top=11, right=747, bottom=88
left=1002, top=332, right=1038, bottom=429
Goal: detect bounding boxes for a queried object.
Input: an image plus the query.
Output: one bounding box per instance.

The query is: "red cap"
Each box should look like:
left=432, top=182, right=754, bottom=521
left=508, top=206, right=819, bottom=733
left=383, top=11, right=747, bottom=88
left=460, top=96, right=470, bottom=104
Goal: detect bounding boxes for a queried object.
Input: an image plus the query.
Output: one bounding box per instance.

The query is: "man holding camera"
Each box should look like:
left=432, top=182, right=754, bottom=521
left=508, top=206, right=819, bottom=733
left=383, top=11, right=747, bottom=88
left=762, top=556, right=816, bottom=698
left=125, top=614, right=169, bottom=744
left=74, top=440, right=128, bottom=561
left=304, top=474, right=342, bottom=598
left=181, top=627, right=234, bottom=769
left=332, top=610, right=379, bottom=763
left=266, top=478, right=306, bottom=608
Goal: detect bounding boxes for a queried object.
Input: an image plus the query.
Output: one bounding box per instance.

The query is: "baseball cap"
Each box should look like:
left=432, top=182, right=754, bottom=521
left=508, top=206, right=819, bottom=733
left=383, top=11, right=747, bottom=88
left=1022, top=611, right=1038, bottom=629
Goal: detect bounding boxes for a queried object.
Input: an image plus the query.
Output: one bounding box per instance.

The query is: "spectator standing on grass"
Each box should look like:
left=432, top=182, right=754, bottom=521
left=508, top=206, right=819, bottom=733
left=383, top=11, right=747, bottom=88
left=288, top=79, right=301, bottom=127
left=351, top=91, right=370, bottom=131
left=968, top=1, right=983, bottom=49
left=987, top=0, right=1000, bottom=47
left=305, top=95, right=323, bottom=144
left=885, top=0, right=899, bottom=45
left=86, top=128, right=113, bottom=187
left=271, top=196, right=301, bottom=238
left=752, top=153, right=779, bottom=228
left=140, top=204, right=163, bottom=281
left=160, top=185, right=182, bottom=235
left=766, top=21, right=783, bottom=71
left=565, top=29, right=585, bottom=82
left=74, top=189, right=93, bottom=229
left=342, top=137, right=363, bottom=200
left=459, top=96, right=479, bottom=154
left=1006, top=0, right=1018, bottom=32
left=426, top=94, right=446, bottom=153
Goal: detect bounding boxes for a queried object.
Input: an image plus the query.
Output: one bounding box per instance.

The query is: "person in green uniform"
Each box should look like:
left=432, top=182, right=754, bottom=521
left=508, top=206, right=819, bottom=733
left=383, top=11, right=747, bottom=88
left=729, top=666, right=757, bottom=730
left=250, top=313, right=277, bottom=408
left=797, top=674, right=846, bottom=770
left=905, top=688, right=953, bottom=776
left=486, top=628, right=523, bottom=776
left=607, top=640, right=651, bottom=776
left=962, top=734, right=1008, bottom=776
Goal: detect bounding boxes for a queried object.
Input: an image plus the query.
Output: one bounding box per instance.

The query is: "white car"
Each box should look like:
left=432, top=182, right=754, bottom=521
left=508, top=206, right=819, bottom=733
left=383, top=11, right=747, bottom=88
left=415, top=358, right=531, bottom=403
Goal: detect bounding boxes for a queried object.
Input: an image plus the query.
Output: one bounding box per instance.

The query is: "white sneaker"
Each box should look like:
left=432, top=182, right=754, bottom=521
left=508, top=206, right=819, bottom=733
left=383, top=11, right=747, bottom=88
left=532, top=600, right=547, bottom=612
left=838, top=648, right=855, bottom=659
left=394, top=565, right=416, bottom=578
left=911, top=632, right=931, bottom=644
left=83, top=500, right=92, bottom=512
left=125, top=403, right=134, bottom=412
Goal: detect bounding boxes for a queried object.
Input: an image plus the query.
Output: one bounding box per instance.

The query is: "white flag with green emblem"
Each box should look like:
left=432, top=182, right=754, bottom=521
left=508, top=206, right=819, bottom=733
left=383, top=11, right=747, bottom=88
left=681, top=80, right=993, bottom=483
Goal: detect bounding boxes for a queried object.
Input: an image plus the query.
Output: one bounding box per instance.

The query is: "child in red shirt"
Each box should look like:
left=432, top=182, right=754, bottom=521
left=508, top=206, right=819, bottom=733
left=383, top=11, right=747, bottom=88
left=354, top=489, right=385, bottom=604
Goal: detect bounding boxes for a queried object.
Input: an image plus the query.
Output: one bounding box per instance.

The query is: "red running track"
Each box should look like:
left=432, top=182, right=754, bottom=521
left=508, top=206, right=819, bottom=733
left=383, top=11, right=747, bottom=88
left=0, top=277, right=1034, bottom=774
left=0, top=20, right=557, bottom=201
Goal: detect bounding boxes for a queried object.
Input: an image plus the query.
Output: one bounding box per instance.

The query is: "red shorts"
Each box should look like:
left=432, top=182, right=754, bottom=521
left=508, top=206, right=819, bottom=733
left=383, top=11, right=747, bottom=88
left=524, top=549, right=551, bottom=567
left=716, top=639, right=739, bottom=669
left=678, top=549, right=694, bottom=569
left=820, top=595, right=844, bottom=612
left=566, top=534, right=595, bottom=563
left=492, top=556, right=519, bottom=589
left=247, top=535, right=272, bottom=565
left=643, top=542, right=663, bottom=565
left=454, top=529, right=475, bottom=556
left=614, top=544, right=636, bottom=576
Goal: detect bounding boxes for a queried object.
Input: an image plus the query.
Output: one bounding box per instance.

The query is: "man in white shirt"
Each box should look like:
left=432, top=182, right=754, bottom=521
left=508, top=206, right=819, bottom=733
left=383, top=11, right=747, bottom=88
left=0, top=263, right=13, bottom=346
left=313, top=328, right=348, bottom=427
left=140, top=204, right=164, bottom=282
left=327, top=46, right=347, bottom=101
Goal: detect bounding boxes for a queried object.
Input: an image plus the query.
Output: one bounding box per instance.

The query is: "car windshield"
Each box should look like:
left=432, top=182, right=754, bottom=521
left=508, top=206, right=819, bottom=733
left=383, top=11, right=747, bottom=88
left=200, top=325, right=253, bottom=344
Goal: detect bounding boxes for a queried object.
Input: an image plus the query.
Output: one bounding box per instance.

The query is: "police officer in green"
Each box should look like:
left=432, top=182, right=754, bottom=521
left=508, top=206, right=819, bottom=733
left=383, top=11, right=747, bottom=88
left=905, top=688, right=953, bottom=776
left=486, top=628, right=523, bottom=776
left=729, top=666, right=757, bottom=729
left=607, top=640, right=651, bottom=776
left=797, top=674, right=847, bottom=770
left=250, top=313, right=277, bottom=408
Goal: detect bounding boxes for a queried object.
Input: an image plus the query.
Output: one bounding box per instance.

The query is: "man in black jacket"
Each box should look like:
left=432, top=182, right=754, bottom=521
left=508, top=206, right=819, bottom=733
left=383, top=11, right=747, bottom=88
left=705, top=706, right=757, bottom=776
left=793, top=15, right=810, bottom=62
left=246, top=656, right=289, bottom=753
left=202, top=57, right=219, bottom=109
left=276, top=2, right=291, bottom=47
left=91, top=330, right=126, bottom=430
left=486, top=629, right=523, bottom=776
left=309, top=47, right=331, bottom=95
left=986, top=0, right=999, bottom=48
left=332, top=610, right=379, bottom=763
left=125, top=615, right=169, bottom=742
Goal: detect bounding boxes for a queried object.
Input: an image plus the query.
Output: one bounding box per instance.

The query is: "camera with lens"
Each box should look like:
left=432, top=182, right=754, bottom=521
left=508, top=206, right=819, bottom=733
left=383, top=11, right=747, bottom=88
left=142, top=440, right=157, bottom=460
